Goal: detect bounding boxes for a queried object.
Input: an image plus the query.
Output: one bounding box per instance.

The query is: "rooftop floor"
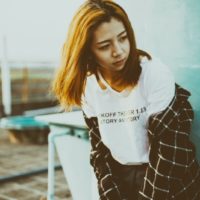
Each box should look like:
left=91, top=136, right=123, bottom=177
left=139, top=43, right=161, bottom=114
left=0, top=129, right=72, bottom=200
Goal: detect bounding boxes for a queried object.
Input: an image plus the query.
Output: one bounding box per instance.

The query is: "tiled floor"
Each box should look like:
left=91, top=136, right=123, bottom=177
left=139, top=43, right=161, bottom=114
left=0, top=129, right=72, bottom=200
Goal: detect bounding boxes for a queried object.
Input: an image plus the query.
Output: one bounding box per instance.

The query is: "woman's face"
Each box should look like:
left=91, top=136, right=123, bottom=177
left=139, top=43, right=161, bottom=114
left=91, top=17, right=130, bottom=73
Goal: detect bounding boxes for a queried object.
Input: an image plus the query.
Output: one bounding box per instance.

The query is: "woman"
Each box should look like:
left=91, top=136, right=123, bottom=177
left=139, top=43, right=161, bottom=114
left=53, top=0, right=200, bottom=199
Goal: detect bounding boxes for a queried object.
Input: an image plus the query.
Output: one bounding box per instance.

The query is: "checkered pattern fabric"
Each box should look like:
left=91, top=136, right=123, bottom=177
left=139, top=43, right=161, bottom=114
left=83, top=84, right=200, bottom=200
left=84, top=113, right=125, bottom=200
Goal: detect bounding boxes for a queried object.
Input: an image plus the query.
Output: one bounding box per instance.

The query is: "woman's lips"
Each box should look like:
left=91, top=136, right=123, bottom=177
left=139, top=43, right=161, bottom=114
left=113, top=58, right=126, bottom=66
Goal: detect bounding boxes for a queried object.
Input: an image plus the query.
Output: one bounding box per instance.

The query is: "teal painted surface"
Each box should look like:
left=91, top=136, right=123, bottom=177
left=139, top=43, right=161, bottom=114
left=119, top=0, right=200, bottom=69
left=173, top=68, right=200, bottom=162
left=0, top=116, right=49, bottom=130
left=173, top=68, right=200, bottom=110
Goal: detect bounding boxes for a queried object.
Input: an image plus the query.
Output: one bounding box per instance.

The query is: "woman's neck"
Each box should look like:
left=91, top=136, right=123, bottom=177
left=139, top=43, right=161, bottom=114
left=98, top=68, right=118, bottom=85
left=97, top=68, right=127, bottom=92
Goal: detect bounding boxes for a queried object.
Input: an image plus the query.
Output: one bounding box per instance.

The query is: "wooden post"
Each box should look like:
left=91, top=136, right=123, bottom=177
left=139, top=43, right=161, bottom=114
left=1, top=36, right=12, bottom=115
left=22, top=66, right=29, bottom=103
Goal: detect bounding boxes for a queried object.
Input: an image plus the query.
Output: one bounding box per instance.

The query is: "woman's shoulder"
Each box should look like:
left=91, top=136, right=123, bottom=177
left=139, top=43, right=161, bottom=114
left=140, top=55, right=173, bottom=80
left=139, top=55, right=175, bottom=116
left=140, top=55, right=164, bottom=69
left=139, top=54, right=175, bottom=95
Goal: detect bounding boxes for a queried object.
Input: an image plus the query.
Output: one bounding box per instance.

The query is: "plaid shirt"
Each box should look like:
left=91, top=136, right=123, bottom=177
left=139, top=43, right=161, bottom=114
left=83, top=84, right=200, bottom=200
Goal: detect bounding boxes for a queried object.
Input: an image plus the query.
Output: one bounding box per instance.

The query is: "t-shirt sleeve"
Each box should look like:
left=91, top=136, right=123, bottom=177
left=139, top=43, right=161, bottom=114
left=81, top=95, right=96, bottom=118
left=142, top=57, right=175, bottom=118
left=81, top=79, right=96, bottom=118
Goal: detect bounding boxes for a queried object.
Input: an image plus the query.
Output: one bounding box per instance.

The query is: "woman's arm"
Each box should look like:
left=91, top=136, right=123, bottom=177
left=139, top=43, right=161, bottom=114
left=83, top=112, right=126, bottom=200
left=139, top=85, right=200, bottom=200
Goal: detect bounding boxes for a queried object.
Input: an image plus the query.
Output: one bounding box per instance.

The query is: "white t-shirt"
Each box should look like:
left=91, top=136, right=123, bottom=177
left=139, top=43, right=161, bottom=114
left=82, top=56, right=175, bottom=165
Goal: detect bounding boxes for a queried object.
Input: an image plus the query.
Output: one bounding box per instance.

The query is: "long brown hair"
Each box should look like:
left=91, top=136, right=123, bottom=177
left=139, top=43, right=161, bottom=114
left=52, top=0, right=151, bottom=109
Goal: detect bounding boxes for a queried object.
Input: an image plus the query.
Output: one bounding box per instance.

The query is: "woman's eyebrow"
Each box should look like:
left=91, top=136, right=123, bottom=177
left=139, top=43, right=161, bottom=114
left=96, top=30, right=127, bottom=45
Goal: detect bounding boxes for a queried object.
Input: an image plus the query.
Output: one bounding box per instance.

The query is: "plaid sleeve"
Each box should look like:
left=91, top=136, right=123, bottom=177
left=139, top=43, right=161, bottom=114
left=139, top=85, right=200, bottom=200
left=82, top=112, right=126, bottom=200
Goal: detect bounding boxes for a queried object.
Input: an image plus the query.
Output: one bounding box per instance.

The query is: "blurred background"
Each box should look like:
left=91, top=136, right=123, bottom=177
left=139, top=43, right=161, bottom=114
left=0, top=0, right=199, bottom=199
left=0, top=0, right=200, bottom=116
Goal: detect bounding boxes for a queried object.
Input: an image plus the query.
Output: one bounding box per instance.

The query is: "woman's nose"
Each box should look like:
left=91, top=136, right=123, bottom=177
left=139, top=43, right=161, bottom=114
left=112, top=42, right=123, bottom=57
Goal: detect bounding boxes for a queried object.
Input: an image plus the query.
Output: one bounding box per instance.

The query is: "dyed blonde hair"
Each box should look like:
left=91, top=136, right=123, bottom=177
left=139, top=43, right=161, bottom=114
left=52, top=0, right=151, bottom=109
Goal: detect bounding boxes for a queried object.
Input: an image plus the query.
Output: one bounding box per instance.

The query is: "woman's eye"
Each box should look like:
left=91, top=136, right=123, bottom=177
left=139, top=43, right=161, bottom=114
left=98, top=45, right=110, bottom=50
left=119, top=35, right=128, bottom=42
